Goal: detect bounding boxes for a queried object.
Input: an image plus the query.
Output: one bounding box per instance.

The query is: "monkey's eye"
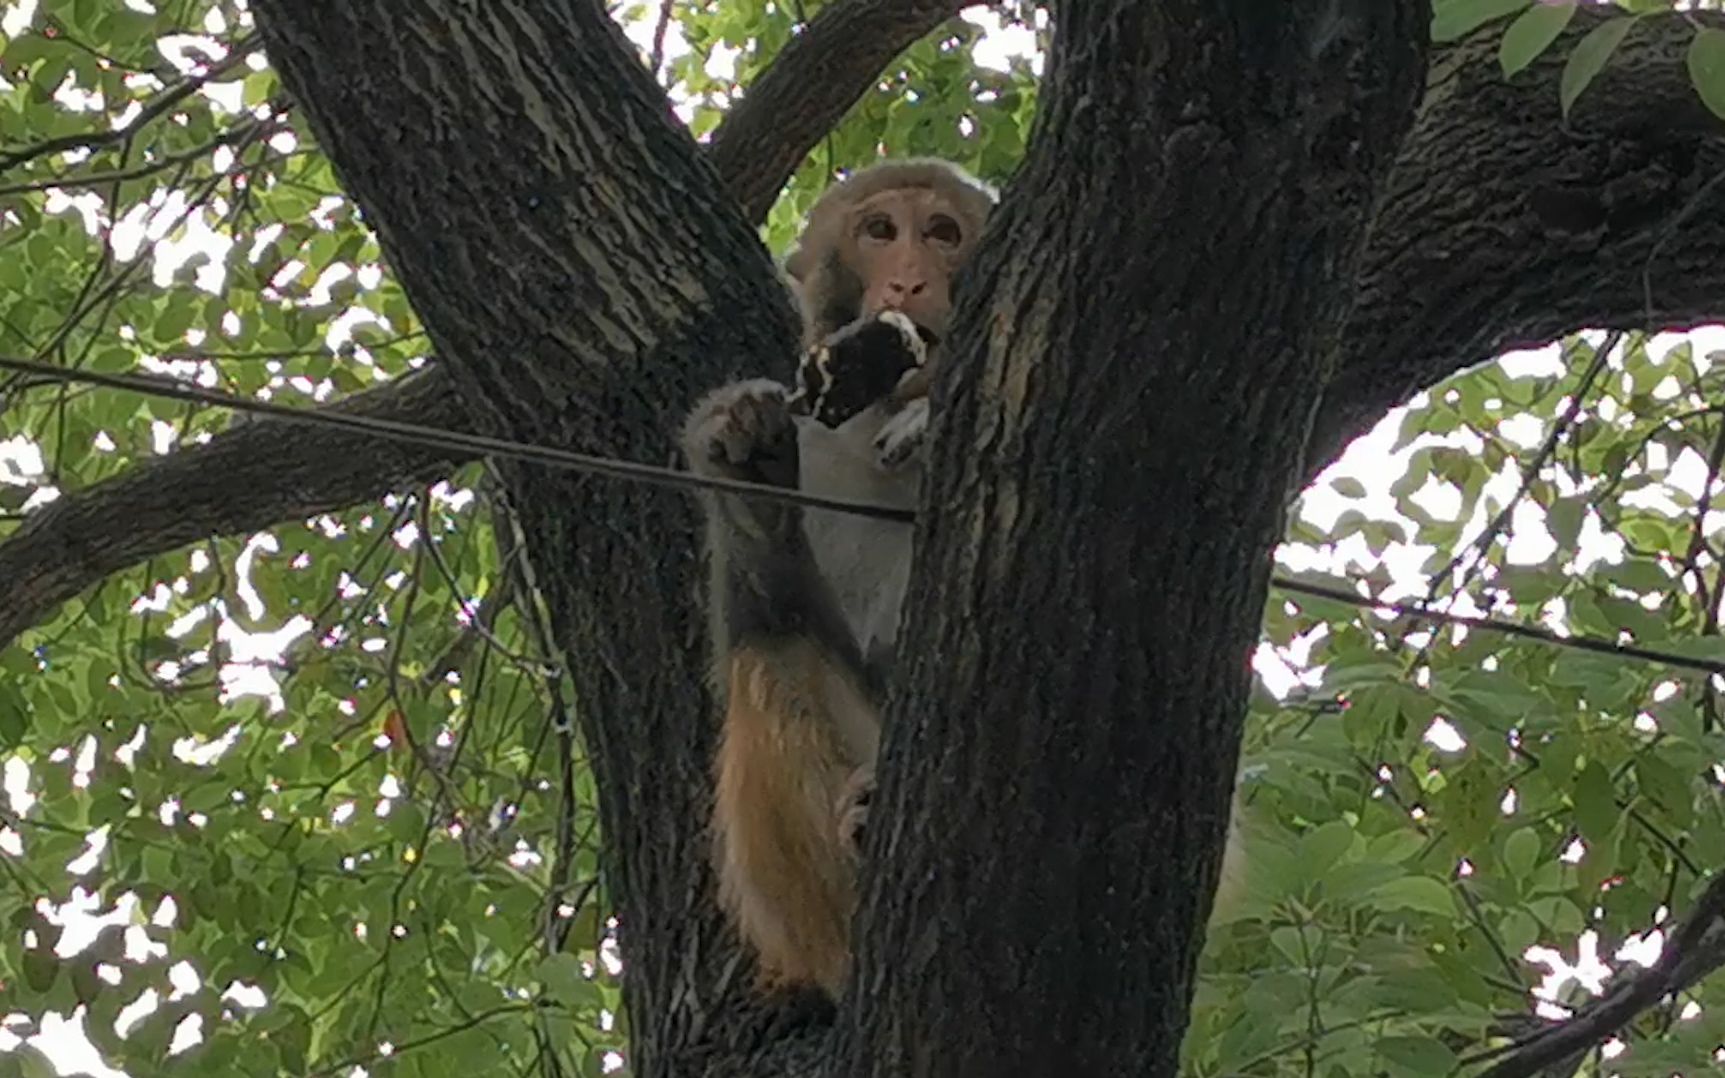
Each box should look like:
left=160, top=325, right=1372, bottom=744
left=926, top=215, right=963, bottom=246
left=861, top=215, right=897, bottom=242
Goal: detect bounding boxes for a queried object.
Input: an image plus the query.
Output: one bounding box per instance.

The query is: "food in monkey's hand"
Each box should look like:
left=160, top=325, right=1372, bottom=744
left=789, top=310, right=930, bottom=429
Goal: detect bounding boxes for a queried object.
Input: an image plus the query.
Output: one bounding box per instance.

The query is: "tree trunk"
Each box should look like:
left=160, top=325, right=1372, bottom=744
left=249, top=1, right=1424, bottom=1074
left=835, top=4, right=1428, bottom=1073
left=251, top=3, right=807, bottom=1070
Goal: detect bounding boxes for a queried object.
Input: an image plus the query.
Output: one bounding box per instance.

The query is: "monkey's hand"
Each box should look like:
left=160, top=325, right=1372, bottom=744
left=682, top=379, right=799, bottom=489
left=791, top=310, right=927, bottom=429
left=837, top=764, right=875, bottom=859
left=873, top=396, right=929, bottom=472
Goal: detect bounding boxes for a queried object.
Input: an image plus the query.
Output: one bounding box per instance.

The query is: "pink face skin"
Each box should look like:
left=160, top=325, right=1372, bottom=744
left=848, top=187, right=976, bottom=339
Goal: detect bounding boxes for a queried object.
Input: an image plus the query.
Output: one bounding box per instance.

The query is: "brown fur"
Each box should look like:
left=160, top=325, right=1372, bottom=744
left=785, top=159, right=995, bottom=350
left=692, top=161, right=996, bottom=998
left=712, top=641, right=877, bottom=993
left=697, top=161, right=1255, bottom=1001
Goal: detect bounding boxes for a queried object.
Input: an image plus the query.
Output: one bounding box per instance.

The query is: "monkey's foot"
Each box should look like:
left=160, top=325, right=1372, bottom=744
left=874, top=396, right=929, bottom=471
left=837, top=766, right=875, bottom=858
left=682, top=378, right=798, bottom=487
left=793, top=311, right=927, bottom=429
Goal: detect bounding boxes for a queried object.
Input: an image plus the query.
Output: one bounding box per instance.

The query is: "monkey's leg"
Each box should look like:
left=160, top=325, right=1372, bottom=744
left=713, top=638, right=877, bottom=996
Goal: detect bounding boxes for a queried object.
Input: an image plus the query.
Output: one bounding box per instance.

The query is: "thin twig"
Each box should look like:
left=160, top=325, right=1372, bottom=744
left=0, top=34, right=261, bottom=175
left=1273, top=576, right=1725, bottom=678
left=1471, top=873, right=1725, bottom=1077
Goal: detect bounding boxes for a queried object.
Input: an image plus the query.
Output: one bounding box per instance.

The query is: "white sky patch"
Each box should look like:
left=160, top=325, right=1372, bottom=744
left=18, top=1010, right=129, bottom=1078
left=1422, top=717, right=1466, bottom=753
left=1526, top=930, right=1613, bottom=1018
left=1, top=0, right=39, bottom=37
left=965, top=5, right=1046, bottom=74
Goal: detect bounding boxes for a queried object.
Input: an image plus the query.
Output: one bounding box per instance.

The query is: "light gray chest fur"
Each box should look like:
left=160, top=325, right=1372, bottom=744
left=796, top=403, right=919, bottom=672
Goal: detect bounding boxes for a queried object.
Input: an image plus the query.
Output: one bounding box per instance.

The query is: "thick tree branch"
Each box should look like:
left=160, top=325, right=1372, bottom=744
left=1313, top=8, right=1725, bottom=464
left=0, top=369, right=468, bottom=646
left=706, top=0, right=969, bottom=222
left=833, top=3, right=1430, bottom=1072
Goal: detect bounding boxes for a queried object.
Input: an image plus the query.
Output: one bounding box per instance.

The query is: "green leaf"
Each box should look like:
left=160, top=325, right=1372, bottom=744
left=1298, top=819, right=1355, bottom=884
left=1635, top=752, right=1693, bottom=827
left=1689, top=28, right=1725, bottom=122
left=1503, top=827, right=1540, bottom=879
left=1561, top=15, right=1636, bottom=118
left=1572, top=760, right=1618, bottom=842
left=1379, top=1035, right=1460, bottom=1076
left=21, top=945, right=57, bottom=992
left=0, top=678, right=29, bottom=749
left=1365, top=876, right=1457, bottom=918
left=535, top=952, right=597, bottom=1007
left=1431, top=0, right=1534, bottom=44
left=422, top=839, right=464, bottom=869
left=12, top=1045, right=60, bottom=1078
left=1499, top=3, right=1574, bottom=78
left=1499, top=907, right=1542, bottom=952
left=1546, top=496, right=1585, bottom=548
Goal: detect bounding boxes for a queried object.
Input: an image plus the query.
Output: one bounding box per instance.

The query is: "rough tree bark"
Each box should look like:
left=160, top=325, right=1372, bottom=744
left=6, top=9, right=1724, bottom=655
left=833, top=5, right=1427, bottom=1071
left=244, top=5, right=810, bottom=1073
left=4, top=0, right=1725, bottom=1074
left=243, top=0, right=1434, bottom=1074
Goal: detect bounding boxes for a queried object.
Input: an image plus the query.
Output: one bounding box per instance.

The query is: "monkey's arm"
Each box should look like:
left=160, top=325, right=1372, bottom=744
left=683, top=378, right=880, bottom=994
left=682, top=379, right=862, bottom=657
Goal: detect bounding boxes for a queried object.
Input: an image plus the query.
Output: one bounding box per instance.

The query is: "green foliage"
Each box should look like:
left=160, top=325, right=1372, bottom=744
left=1560, top=15, right=1635, bottom=118
left=1499, top=2, right=1574, bottom=78
left=1433, top=0, right=1725, bottom=123
left=0, top=1, right=1039, bottom=1075
left=1688, top=27, right=1725, bottom=122
left=1431, top=0, right=1536, bottom=45
left=1188, top=329, right=1725, bottom=1075
left=3, top=1, right=1725, bottom=1076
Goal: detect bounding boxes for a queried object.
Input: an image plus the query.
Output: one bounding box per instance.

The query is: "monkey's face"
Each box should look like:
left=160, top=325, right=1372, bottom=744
left=844, top=187, right=978, bottom=343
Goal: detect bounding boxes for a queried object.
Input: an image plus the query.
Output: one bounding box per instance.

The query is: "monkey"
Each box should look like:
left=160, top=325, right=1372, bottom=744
left=681, top=159, right=1251, bottom=999
left=680, top=159, right=991, bottom=997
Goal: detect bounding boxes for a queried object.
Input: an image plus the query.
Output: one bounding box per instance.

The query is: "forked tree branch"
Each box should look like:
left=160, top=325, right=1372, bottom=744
left=707, top=0, right=969, bottom=222
left=0, top=0, right=964, bottom=649
left=4, top=8, right=1725, bottom=659
left=1310, top=7, right=1725, bottom=463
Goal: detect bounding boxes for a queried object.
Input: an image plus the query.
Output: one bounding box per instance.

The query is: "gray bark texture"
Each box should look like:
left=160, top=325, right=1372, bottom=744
left=5, top=10, right=1724, bottom=655
left=833, top=4, right=1427, bottom=1071
left=5, top=1, right=1725, bottom=1074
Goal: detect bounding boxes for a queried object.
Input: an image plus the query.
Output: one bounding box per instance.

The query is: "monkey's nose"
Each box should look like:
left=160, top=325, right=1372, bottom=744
left=884, top=280, right=928, bottom=302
